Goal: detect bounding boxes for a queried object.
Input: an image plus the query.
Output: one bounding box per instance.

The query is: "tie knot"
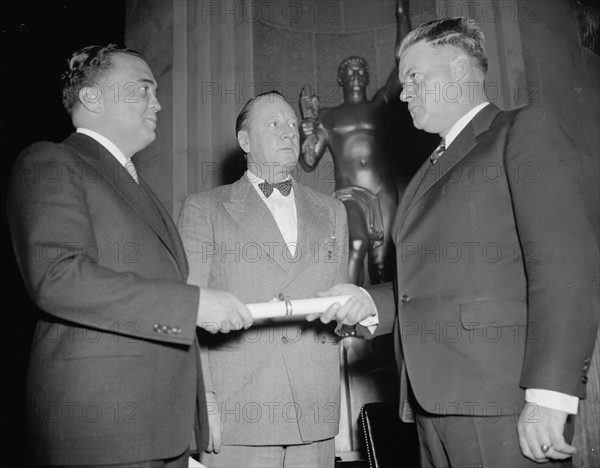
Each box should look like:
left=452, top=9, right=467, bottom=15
left=259, top=179, right=292, bottom=197
left=429, top=139, right=446, bottom=165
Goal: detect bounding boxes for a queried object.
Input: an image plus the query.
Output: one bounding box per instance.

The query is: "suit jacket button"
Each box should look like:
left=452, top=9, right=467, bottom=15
left=153, top=323, right=161, bottom=332
left=583, top=364, right=589, bottom=372
left=162, top=325, right=170, bottom=333
left=583, top=357, right=591, bottom=364
left=281, top=337, right=289, bottom=344
left=173, top=326, right=182, bottom=334
left=581, top=376, right=588, bottom=384
left=401, top=295, right=410, bottom=304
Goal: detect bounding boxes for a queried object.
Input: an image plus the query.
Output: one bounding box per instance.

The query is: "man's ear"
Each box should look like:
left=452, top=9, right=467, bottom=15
left=237, top=130, right=250, bottom=153
left=451, top=54, right=470, bottom=82
left=78, top=85, right=103, bottom=113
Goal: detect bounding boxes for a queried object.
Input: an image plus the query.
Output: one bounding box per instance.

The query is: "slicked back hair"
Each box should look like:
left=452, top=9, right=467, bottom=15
left=397, top=17, right=488, bottom=75
left=235, top=91, right=286, bottom=136
left=61, top=44, right=143, bottom=115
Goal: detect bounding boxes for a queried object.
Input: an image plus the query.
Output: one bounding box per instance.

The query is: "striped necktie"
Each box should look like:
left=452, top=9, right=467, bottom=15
left=429, top=138, right=446, bottom=165
left=125, top=158, right=139, bottom=183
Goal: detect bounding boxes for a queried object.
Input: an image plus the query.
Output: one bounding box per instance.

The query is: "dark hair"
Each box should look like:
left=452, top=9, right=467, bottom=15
left=235, top=91, right=286, bottom=135
left=397, top=17, right=488, bottom=75
left=60, top=44, right=143, bottom=114
left=337, top=56, right=369, bottom=80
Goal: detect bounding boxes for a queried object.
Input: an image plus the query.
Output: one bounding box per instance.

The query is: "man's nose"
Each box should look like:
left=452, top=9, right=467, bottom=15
left=400, top=83, right=415, bottom=102
left=150, top=95, right=162, bottom=112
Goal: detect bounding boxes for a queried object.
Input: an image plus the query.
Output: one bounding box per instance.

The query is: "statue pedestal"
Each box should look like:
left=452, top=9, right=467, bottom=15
left=334, top=333, right=398, bottom=458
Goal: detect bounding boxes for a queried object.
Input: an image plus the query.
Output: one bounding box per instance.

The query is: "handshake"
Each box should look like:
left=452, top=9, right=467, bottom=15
left=196, top=283, right=377, bottom=334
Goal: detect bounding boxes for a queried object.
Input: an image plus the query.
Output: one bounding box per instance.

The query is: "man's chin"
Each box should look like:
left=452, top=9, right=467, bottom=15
left=411, top=117, right=424, bottom=130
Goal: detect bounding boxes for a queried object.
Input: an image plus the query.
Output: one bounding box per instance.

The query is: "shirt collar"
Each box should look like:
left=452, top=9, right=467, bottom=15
left=443, top=102, right=489, bottom=148
left=76, top=128, right=129, bottom=167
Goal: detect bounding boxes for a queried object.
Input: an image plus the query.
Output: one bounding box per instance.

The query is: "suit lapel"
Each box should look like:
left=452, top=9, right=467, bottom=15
left=66, top=134, right=184, bottom=278
left=138, top=179, right=189, bottom=280
left=223, top=176, right=290, bottom=271
left=282, top=183, right=329, bottom=288
left=393, top=104, right=503, bottom=234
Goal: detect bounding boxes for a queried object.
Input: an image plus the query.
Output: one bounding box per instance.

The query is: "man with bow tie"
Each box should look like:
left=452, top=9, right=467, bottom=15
left=178, top=91, right=351, bottom=467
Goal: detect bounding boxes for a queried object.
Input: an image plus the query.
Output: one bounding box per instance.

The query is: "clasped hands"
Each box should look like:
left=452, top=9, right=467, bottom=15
left=306, top=283, right=377, bottom=327
left=196, top=284, right=374, bottom=334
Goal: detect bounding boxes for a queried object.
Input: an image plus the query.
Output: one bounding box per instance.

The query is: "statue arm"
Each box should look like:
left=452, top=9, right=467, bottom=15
left=299, top=119, right=328, bottom=172
left=374, top=0, right=412, bottom=105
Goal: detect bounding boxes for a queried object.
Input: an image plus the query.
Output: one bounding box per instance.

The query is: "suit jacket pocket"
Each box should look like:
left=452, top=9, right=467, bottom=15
left=63, top=328, right=144, bottom=360
left=459, top=298, right=526, bottom=329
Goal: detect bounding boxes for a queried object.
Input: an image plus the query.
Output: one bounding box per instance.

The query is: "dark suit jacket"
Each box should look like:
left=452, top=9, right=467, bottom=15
left=7, top=133, right=207, bottom=465
left=366, top=104, right=599, bottom=418
left=178, top=174, right=349, bottom=445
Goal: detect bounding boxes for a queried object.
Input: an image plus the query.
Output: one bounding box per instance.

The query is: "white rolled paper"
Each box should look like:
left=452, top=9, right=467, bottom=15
left=247, top=295, right=352, bottom=321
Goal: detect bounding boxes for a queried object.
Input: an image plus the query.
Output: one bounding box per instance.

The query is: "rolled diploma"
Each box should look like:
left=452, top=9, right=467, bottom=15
left=247, top=295, right=352, bottom=321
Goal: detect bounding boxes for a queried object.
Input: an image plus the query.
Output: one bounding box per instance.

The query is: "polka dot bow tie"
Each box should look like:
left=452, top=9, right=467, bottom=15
left=258, top=179, right=293, bottom=197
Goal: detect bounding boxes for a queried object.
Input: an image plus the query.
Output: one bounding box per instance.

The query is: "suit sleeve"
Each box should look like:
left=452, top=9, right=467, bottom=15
left=505, top=105, right=599, bottom=398
left=178, top=194, right=213, bottom=290
left=177, top=194, right=215, bottom=393
left=7, top=143, right=199, bottom=345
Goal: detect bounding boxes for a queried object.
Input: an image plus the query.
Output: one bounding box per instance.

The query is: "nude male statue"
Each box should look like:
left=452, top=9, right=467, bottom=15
left=299, top=2, right=410, bottom=285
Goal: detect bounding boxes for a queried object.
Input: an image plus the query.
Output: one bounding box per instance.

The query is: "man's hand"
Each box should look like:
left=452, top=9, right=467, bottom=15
left=204, top=392, right=222, bottom=454
left=307, top=283, right=376, bottom=326
left=197, top=288, right=253, bottom=333
left=517, top=403, right=576, bottom=463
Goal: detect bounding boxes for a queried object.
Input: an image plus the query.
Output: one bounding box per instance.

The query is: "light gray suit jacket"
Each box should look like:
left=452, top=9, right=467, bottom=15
left=178, top=174, right=349, bottom=445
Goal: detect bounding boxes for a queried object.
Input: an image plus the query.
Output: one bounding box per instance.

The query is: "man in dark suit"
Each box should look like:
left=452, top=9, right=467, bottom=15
left=6, top=44, right=252, bottom=467
left=316, top=17, right=599, bottom=467
left=178, top=91, right=354, bottom=467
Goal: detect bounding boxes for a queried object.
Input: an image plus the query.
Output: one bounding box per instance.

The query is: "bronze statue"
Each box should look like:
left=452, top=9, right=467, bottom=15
left=299, top=3, right=410, bottom=285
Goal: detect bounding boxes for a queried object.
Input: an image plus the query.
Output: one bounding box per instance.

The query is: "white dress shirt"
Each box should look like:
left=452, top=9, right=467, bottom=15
left=247, top=170, right=298, bottom=257
left=76, top=128, right=138, bottom=183
left=77, top=128, right=128, bottom=167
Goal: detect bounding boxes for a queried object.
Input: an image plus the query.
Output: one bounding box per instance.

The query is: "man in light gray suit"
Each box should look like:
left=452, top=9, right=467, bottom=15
left=178, top=91, right=350, bottom=467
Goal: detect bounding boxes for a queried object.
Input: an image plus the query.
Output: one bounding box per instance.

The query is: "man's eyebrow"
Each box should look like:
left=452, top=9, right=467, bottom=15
left=139, top=77, right=157, bottom=89
left=400, top=66, right=416, bottom=80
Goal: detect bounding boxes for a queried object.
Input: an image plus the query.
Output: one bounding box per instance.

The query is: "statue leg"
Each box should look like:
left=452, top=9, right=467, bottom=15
left=343, top=200, right=369, bottom=286
left=368, top=187, right=398, bottom=284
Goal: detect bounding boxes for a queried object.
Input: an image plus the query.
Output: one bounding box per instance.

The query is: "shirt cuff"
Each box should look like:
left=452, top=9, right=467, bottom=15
left=357, top=287, right=378, bottom=333
left=525, top=388, right=579, bottom=414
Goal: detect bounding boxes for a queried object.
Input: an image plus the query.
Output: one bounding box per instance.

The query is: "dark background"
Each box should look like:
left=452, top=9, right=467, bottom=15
left=1, top=2, right=125, bottom=464
left=0, top=2, right=435, bottom=464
